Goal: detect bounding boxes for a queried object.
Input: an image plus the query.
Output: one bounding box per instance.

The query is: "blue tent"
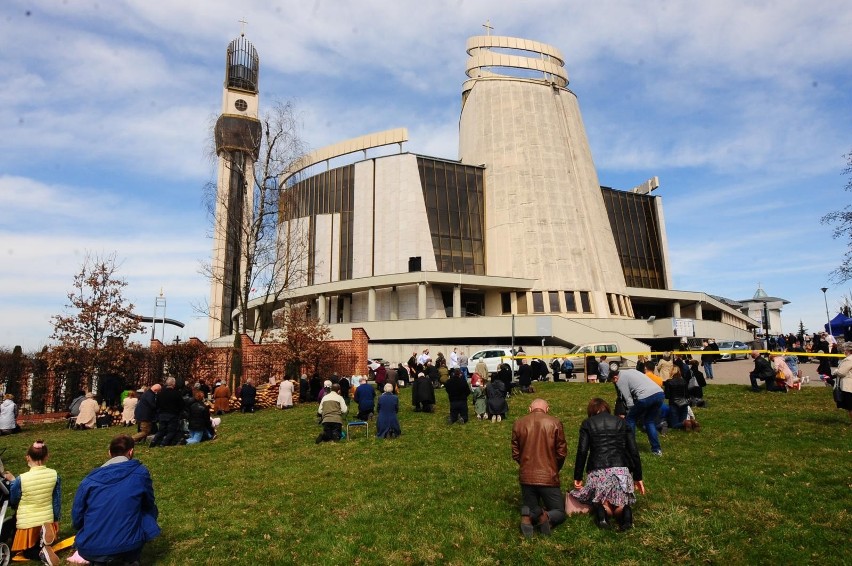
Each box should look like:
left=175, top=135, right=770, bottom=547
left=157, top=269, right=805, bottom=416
left=824, top=313, right=852, bottom=337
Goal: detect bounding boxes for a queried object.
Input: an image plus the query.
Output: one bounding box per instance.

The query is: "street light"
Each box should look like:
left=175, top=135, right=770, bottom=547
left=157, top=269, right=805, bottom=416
left=762, top=300, right=770, bottom=351
left=821, top=287, right=831, bottom=334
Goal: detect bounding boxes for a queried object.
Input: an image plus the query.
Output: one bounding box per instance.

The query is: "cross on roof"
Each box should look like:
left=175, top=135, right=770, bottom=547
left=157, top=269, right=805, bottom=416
left=482, top=20, right=493, bottom=36
left=239, top=17, right=248, bottom=37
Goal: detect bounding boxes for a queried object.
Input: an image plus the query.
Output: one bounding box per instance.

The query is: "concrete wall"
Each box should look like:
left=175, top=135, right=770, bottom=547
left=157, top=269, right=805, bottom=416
left=350, top=154, right=437, bottom=279
left=459, top=79, right=627, bottom=299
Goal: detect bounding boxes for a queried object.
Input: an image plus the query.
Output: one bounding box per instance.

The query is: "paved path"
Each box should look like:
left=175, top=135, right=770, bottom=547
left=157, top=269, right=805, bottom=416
left=691, top=358, right=828, bottom=388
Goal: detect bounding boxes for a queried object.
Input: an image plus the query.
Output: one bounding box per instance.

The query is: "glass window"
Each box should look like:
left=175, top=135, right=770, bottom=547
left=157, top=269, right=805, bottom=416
left=418, top=157, right=486, bottom=275
left=548, top=291, right=560, bottom=312
left=579, top=291, right=592, bottom=313
left=501, top=292, right=512, bottom=314
left=532, top=291, right=544, bottom=313
left=608, top=294, right=618, bottom=315
left=601, top=187, right=666, bottom=289
left=564, top=291, right=577, bottom=312
left=516, top=292, right=528, bottom=314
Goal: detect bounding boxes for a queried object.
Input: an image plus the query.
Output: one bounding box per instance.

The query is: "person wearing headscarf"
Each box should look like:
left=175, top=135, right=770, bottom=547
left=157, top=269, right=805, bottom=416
left=376, top=383, right=401, bottom=438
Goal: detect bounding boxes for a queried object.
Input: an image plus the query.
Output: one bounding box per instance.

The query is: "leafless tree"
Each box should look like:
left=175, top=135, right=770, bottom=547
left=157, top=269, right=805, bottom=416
left=822, top=151, right=852, bottom=282
left=200, top=100, right=310, bottom=343
left=262, top=307, right=335, bottom=377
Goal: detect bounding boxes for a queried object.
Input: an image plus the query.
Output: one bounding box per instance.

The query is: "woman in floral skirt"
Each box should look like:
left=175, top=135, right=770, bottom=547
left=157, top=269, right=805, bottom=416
left=570, top=398, right=645, bottom=530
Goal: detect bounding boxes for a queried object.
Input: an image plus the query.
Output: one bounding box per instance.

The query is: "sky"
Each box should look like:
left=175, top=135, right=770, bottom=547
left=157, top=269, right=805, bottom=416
left=2, top=0, right=851, bottom=351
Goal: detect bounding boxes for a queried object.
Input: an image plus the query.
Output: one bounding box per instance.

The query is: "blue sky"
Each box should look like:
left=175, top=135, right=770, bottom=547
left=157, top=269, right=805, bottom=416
left=2, top=0, right=851, bottom=351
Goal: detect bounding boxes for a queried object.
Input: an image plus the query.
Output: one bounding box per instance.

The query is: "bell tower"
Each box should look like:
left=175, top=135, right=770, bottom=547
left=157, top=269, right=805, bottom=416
left=209, top=31, right=262, bottom=339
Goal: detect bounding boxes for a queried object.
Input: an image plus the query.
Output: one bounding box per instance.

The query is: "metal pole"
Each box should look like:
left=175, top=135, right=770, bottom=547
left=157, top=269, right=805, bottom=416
left=763, top=301, right=770, bottom=351
left=821, top=287, right=831, bottom=334
left=511, top=314, right=515, bottom=356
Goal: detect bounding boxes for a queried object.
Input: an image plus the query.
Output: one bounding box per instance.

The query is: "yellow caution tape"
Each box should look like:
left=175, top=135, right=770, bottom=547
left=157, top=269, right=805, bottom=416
left=502, top=350, right=845, bottom=360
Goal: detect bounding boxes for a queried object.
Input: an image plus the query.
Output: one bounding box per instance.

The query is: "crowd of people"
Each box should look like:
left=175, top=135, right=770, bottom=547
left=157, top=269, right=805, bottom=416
left=64, top=377, right=227, bottom=449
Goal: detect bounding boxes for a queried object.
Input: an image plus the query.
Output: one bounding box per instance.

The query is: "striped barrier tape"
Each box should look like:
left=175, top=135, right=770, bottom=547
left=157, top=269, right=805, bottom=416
left=502, top=350, right=845, bottom=360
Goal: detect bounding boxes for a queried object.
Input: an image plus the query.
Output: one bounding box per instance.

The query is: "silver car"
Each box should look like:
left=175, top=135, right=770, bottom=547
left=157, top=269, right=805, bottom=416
left=716, top=340, right=749, bottom=360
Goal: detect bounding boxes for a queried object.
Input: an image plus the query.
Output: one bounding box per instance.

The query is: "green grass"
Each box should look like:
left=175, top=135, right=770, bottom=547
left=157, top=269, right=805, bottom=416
left=3, top=383, right=850, bottom=565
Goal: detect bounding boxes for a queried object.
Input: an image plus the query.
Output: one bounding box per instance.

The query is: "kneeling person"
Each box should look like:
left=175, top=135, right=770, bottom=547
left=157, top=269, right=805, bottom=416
left=511, top=398, right=568, bottom=537
left=72, top=435, right=161, bottom=564
left=316, top=384, right=348, bottom=443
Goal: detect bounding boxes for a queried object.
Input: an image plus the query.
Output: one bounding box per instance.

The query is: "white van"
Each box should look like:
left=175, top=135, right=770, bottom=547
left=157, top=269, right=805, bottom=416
left=469, top=348, right=518, bottom=376
left=563, top=343, right=626, bottom=372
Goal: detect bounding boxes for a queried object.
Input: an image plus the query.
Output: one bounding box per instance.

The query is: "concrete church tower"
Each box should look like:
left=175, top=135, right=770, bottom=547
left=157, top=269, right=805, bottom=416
left=459, top=35, right=630, bottom=318
left=208, top=33, right=262, bottom=339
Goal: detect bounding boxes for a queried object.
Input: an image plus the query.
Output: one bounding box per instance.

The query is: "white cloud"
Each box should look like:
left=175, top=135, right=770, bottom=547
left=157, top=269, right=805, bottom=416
left=2, top=0, right=851, bottom=348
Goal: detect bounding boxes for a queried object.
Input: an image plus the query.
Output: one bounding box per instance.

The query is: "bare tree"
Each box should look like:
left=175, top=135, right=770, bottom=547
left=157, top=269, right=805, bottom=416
left=262, top=308, right=334, bottom=377
left=822, top=151, right=852, bottom=282
left=50, top=252, right=144, bottom=389
left=201, top=100, right=310, bottom=342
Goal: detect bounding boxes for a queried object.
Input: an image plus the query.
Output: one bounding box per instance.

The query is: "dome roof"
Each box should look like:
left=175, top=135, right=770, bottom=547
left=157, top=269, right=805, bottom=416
left=738, top=285, right=788, bottom=305
left=225, top=35, right=259, bottom=93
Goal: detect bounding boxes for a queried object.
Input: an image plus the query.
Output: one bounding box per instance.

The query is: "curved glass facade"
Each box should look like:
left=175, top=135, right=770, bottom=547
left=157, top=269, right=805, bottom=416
left=281, top=165, right=354, bottom=284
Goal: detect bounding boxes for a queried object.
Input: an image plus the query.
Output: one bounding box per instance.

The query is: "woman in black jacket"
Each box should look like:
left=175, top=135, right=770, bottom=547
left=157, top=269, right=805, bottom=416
left=186, top=390, right=214, bottom=444
left=570, top=398, right=645, bottom=530
left=663, top=367, right=690, bottom=430
left=497, top=362, right=514, bottom=395
left=485, top=376, right=508, bottom=422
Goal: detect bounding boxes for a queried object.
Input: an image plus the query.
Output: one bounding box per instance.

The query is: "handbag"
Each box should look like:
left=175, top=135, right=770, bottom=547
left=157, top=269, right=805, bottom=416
left=834, top=376, right=844, bottom=407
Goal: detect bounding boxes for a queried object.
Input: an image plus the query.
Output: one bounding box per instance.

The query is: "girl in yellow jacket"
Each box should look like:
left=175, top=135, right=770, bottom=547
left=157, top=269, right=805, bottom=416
left=2, top=440, right=61, bottom=564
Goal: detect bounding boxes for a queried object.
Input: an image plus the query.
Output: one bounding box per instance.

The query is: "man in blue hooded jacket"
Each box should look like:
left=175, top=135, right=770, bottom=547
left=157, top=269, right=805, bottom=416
left=72, top=434, right=160, bottom=564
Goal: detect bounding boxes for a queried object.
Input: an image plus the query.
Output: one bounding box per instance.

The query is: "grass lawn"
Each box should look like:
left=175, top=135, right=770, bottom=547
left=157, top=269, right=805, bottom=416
left=2, top=383, right=850, bottom=565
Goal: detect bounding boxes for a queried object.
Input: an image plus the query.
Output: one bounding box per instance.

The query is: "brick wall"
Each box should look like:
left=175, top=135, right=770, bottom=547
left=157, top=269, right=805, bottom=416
left=13, top=328, right=370, bottom=415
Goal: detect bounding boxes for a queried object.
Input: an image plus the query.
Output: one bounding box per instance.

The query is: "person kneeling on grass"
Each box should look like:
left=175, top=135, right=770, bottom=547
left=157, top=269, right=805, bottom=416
left=376, top=383, right=401, bottom=438
left=570, top=398, right=645, bottom=531
left=73, top=434, right=160, bottom=565
left=749, top=350, right=784, bottom=392
left=511, top=398, right=568, bottom=538
left=3, top=440, right=61, bottom=565
left=316, top=383, right=348, bottom=443
left=186, top=389, right=217, bottom=444
left=354, top=376, right=376, bottom=420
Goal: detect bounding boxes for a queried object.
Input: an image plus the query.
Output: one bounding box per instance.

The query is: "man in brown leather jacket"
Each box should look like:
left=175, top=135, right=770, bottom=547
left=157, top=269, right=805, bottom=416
left=511, top=398, right=567, bottom=538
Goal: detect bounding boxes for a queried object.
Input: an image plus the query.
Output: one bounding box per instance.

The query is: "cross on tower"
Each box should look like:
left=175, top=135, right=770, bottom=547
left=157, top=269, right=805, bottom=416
left=239, top=17, right=248, bottom=36
left=482, top=20, right=494, bottom=36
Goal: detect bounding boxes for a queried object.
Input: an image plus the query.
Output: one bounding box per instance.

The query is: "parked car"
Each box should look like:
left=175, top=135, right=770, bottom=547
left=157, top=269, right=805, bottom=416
left=468, top=348, right=518, bottom=376
left=716, top=340, right=749, bottom=360
left=563, top=342, right=625, bottom=373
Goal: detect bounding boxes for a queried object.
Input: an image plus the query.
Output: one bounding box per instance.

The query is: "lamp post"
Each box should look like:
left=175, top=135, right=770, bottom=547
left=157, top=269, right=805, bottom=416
left=762, top=300, right=770, bottom=351
left=821, top=287, right=831, bottom=334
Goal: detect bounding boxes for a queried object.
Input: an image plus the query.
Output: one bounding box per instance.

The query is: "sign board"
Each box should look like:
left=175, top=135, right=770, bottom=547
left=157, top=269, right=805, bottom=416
left=672, top=318, right=695, bottom=337
left=536, top=316, right=552, bottom=337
